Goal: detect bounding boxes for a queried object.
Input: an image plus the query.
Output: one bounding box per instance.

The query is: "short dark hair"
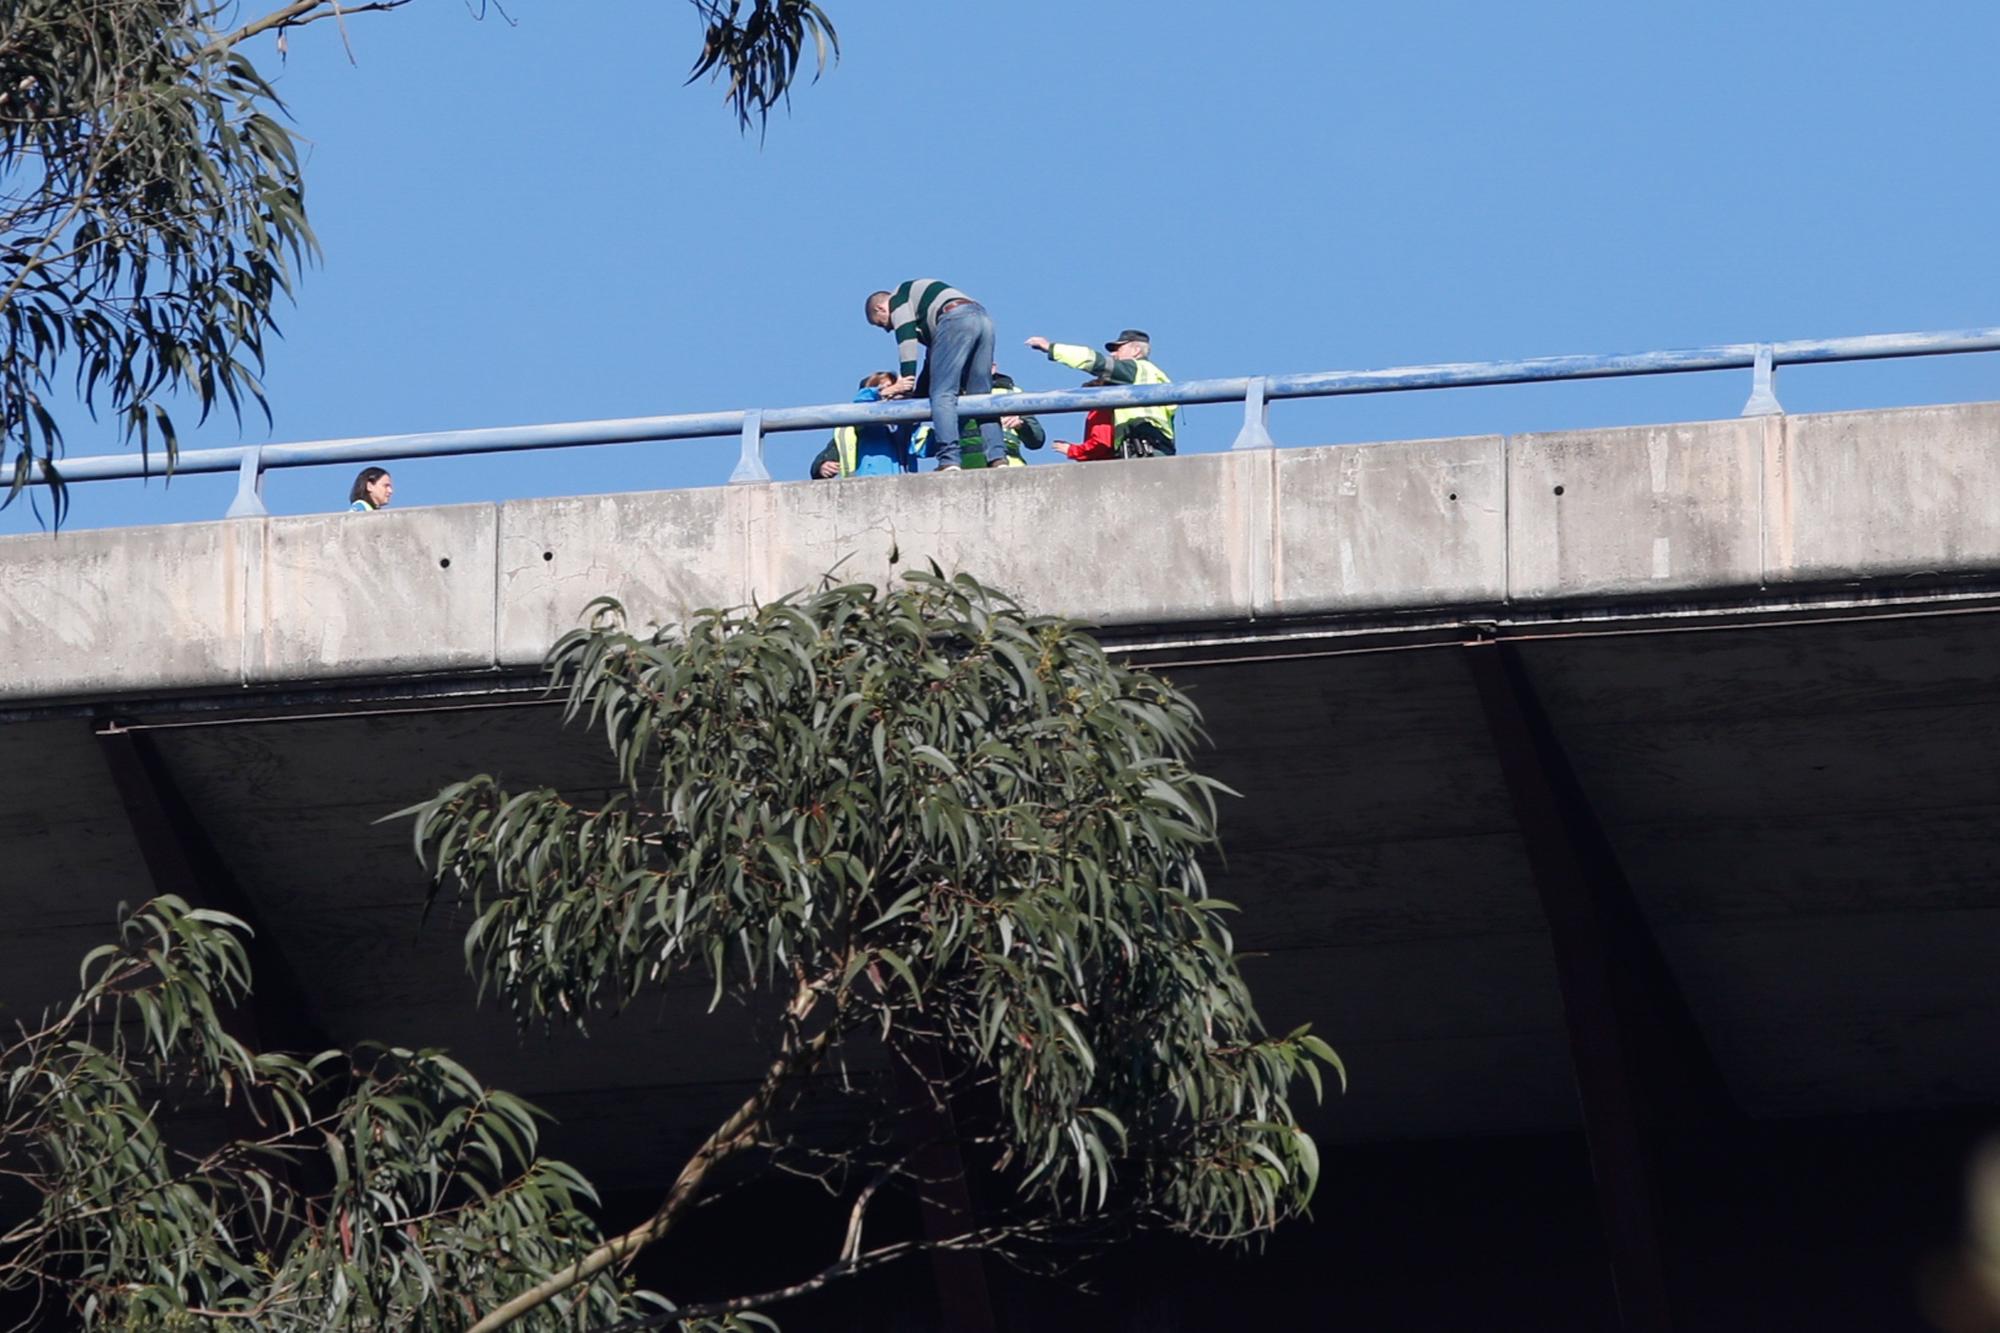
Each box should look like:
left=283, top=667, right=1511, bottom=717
left=865, top=290, right=892, bottom=317
left=348, top=466, right=389, bottom=506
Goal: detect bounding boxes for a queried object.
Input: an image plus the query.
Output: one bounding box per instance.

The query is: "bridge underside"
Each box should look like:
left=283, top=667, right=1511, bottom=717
left=6, top=596, right=1998, bottom=1321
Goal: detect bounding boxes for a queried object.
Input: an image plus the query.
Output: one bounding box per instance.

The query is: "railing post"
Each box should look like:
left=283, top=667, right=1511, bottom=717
left=728, top=410, right=770, bottom=484
left=1740, top=344, right=1783, bottom=417
left=1232, top=376, right=1276, bottom=450
left=224, top=446, right=267, bottom=517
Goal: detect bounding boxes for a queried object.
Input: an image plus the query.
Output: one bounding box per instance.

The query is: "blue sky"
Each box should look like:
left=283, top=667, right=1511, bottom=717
left=8, top=0, right=2000, bottom=532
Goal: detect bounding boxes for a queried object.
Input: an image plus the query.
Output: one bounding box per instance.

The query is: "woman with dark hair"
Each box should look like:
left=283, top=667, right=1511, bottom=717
left=348, top=467, right=393, bottom=512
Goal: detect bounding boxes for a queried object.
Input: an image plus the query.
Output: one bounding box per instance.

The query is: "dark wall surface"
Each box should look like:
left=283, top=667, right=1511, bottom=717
left=598, top=1111, right=1990, bottom=1333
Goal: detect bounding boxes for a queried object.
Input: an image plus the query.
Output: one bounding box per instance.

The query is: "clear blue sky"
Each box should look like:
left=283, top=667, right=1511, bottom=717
left=9, top=0, right=1999, bottom=533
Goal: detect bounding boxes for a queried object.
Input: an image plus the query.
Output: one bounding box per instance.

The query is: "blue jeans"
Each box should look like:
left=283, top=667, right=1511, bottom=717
left=926, top=302, right=1000, bottom=468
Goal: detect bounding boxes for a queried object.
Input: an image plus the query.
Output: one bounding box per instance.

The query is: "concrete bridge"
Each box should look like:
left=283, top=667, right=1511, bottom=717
left=5, top=400, right=2000, bottom=1330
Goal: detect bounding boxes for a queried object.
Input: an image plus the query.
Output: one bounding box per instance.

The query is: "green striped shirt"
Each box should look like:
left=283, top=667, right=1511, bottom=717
left=888, top=278, right=971, bottom=378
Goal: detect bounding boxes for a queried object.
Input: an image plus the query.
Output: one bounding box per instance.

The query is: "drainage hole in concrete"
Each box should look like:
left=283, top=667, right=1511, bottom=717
left=438, top=557, right=451, bottom=569
left=1447, top=492, right=1457, bottom=501
left=1552, top=485, right=1565, bottom=496
left=543, top=550, right=554, bottom=562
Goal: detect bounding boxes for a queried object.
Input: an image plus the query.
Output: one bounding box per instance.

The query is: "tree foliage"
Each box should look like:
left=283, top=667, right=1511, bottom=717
left=0, top=0, right=315, bottom=522
left=0, top=575, right=1336, bottom=1331
left=687, top=1, right=837, bottom=133
left=0, top=0, right=838, bottom=520
left=411, top=572, right=1340, bottom=1329
left=0, top=896, right=737, bottom=1330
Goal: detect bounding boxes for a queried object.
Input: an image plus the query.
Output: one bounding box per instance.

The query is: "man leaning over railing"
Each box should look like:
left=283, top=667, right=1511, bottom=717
left=1024, top=328, right=1177, bottom=458
left=864, top=280, right=1001, bottom=472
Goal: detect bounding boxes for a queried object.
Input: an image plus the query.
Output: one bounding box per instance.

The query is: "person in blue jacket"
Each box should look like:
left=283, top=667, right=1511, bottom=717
left=809, top=372, right=919, bottom=479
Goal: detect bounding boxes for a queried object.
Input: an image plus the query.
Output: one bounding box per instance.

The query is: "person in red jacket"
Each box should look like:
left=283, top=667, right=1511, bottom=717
left=1053, top=378, right=1117, bottom=460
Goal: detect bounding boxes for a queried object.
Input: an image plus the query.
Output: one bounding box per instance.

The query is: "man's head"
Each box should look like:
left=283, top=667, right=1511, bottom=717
left=864, top=291, right=893, bottom=329
left=1105, top=327, right=1151, bottom=361
left=859, top=371, right=896, bottom=390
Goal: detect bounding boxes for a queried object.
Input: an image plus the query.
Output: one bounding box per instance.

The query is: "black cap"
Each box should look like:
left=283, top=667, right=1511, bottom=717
left=1104, top=328, right=1150, bottom=351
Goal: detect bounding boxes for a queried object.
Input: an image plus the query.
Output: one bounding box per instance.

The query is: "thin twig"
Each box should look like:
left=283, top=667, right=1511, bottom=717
left=592, top=1222, right=1045, bottom=1332
left=194, top=0, right=414, bottom=60
left=463, top=979, right=839, bottom=1332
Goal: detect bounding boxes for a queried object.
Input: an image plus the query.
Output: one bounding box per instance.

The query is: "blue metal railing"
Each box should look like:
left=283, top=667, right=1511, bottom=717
left=5, top=327, right=1998, bottom=518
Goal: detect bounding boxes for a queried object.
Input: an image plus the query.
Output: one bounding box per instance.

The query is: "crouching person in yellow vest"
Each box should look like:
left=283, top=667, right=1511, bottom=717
left=912, top=369, right=1046, bottom=469
left=1024, top=328, right=1176, bottom=458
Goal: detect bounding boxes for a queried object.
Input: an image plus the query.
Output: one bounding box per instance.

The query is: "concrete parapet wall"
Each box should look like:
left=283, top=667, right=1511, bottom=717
left=1508, top=419, right=1767, bottom=600
left=5, top=400, right=2000, bottom=703
left=1764, top=401, right=2000, bottom=584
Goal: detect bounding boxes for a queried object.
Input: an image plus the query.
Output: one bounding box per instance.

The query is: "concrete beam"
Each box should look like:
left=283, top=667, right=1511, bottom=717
left=1275, top=434, right=1506, bottom=614
left=896, top=1044, right=1000, bottom=1333
left=95, top=724, right=330, bottom=1054
left=0, top=520, right=253, bottom=700
left=1508, top=420, right=1764, bottom=601
left=1462, top=642, right=1674, bottom=1331
left=6, top=402, right=2000, bottom=706
left=497, top=488, right=745, bottom=663
left=1764, top=400, right=2000, bottom=584
left=1464, top=641, right=1739, bottom=1332
left=252, top=505, right=498, bottom=683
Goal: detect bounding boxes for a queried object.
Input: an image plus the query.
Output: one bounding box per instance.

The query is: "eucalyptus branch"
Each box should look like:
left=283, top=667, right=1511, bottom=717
left=463, top=1001, right=840, bottom=1332
left=595, top=1221, right=1048, bottom=1332
left=194, top=0, right=415, bottom=58
left=839, top=1146, right=916, bottom=1263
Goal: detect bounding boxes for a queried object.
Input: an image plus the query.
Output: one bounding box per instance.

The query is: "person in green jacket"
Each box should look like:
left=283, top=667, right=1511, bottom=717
left=913, top=369, right=1046, bottom=469
left=1023, top=328, right=1176, bottom=458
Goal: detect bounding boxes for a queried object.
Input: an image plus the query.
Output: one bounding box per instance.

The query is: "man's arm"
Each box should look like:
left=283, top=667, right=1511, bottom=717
left=1092, top=355, right=1141, bottom=385
left=1012, top=413, right=1046, bottom=450
left=809, top=438, right=840, bottom=479
left=892, top=325, right=924, bottom=378
left=888, top=282, right=923, bottom=378
left=1029, top=338, right=1139, bottom=385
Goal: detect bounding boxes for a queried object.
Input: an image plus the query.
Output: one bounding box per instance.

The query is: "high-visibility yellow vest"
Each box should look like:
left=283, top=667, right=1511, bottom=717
left=1111, top=356, right=1174, bottom=452
left=832, top=425, right=862, bottom=476
left=1049, top=344, right=1175, bottom=455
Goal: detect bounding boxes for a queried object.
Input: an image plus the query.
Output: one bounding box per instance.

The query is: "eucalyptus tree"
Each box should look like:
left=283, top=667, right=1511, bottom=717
left=0, top=896, right=737, bottom=1331
left=411, top=572, right=1340, bottom=1331
left=0, top=0, right=837, bottom=520
left=0, top=573, right=1336, bottom=1330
